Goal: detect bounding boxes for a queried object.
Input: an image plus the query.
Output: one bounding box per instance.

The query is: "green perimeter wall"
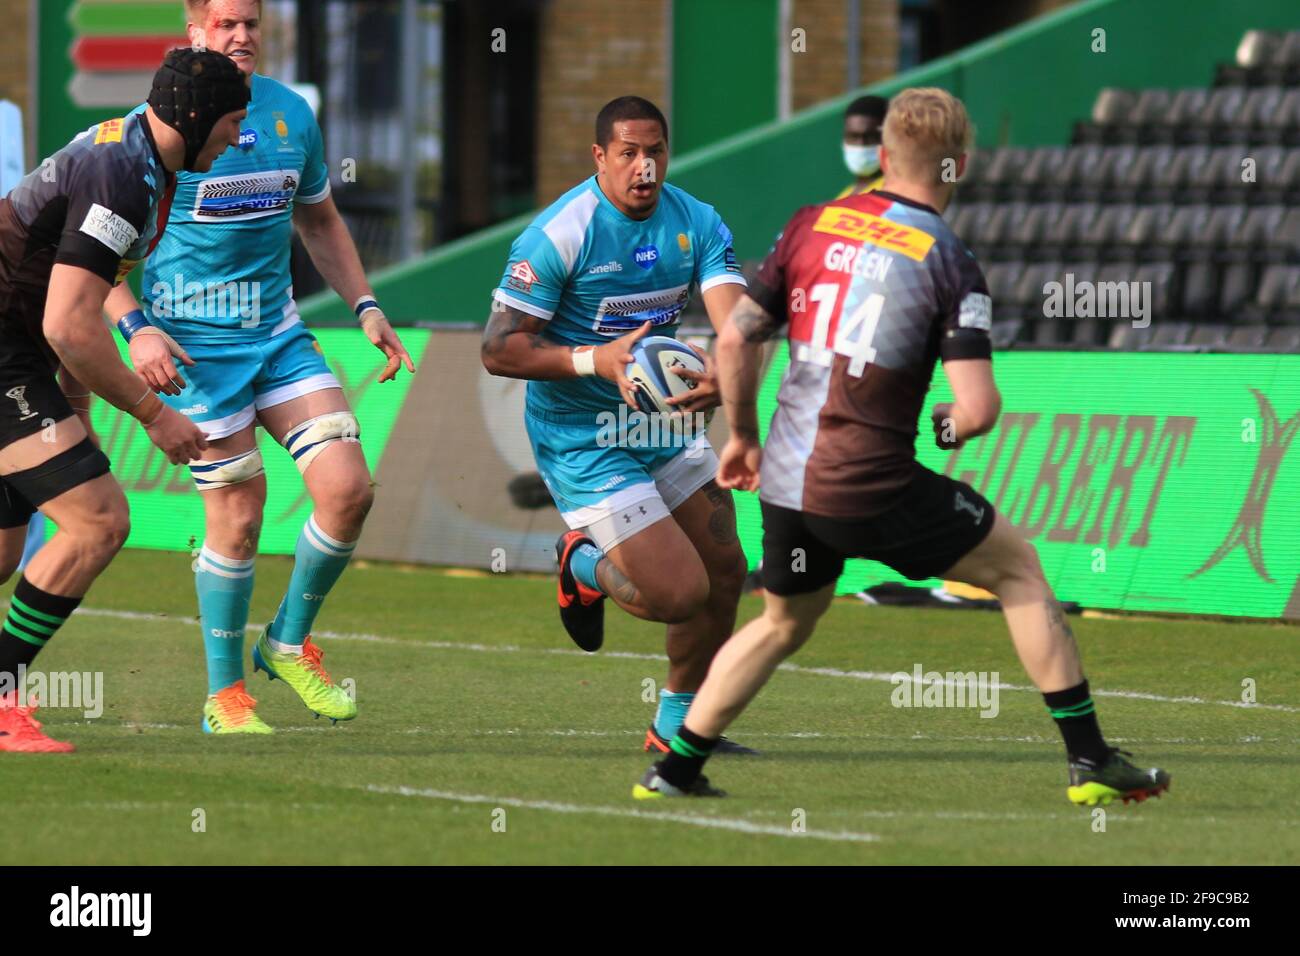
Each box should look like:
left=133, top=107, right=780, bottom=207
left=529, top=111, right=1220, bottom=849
left=672, top=0, right=779, bottom=154
left=89, top=329, right=431, bottom=556
left=298, top=0, right=1300, bottom=327
left=741, top=351, right=1300, bottom=620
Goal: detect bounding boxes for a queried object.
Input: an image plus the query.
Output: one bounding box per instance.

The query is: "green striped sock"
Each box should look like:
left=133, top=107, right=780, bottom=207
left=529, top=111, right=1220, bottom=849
left=1043, top=679, right=1107, bottom=764
left=657, top=727, right=718, bottom=789
left=0, top=576, right=82, bottom=688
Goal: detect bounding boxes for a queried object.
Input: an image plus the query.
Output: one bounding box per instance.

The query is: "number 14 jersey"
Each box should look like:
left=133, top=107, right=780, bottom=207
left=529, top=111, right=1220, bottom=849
left=747, top=189, right=993, bottom=518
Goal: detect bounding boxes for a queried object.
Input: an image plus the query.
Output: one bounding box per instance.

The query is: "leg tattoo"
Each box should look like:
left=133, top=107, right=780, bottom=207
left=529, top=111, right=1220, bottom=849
left=598, top=560, right=641, bottom=607
left=702, top=481, right=738, bottom=546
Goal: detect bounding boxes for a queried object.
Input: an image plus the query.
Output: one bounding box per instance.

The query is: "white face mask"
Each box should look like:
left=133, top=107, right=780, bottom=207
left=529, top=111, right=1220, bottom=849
left=843, top=143, right=880, bottom=178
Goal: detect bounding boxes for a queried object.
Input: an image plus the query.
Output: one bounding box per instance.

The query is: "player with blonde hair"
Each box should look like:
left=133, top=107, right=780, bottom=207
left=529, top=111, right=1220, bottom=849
left=106, top=0, right=414, bottom=735
left=633, top=88, right=1171, bottom=807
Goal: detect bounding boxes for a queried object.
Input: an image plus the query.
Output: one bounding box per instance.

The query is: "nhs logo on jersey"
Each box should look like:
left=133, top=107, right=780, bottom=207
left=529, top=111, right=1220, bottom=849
left=633, top=245, right=659, bottom=269
left=592, top=282, right=689, bottom=336
left=193, top=169, right=299, bottom=221
left=238, top=128, right=258, bottom=149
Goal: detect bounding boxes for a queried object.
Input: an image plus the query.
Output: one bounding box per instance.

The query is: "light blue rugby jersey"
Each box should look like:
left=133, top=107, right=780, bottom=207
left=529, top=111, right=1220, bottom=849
left=133, top=74, right=330, bottom=344
left=493, top=177, right=746, bottom=416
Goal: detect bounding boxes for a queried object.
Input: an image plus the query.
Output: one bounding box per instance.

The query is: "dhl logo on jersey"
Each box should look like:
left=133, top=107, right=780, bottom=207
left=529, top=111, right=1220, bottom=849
left=94, top=119, right=125, bottom=145
left=114, top=258, right=142, bottom=286
left=812, top=205, right=935, bottom=261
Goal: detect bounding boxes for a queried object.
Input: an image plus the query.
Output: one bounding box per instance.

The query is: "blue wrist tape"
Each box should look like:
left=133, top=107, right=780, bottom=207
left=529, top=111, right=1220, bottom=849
left=116, top=309, right=151, bottom=342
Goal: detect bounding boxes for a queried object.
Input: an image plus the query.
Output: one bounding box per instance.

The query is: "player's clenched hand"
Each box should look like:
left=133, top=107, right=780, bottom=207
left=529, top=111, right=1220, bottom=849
left=143, top=405, right=208, bottom=465
left=930, top=402, right=962, bottom=450
left=129, top=328, right=194, bottom=397
left=717, top=435, right=762, bottom=491
left=361, top=310, right=416, bottom=383
left=594, top=320, right=653, bottom=408
left=665, top=343, right=720, bottom=413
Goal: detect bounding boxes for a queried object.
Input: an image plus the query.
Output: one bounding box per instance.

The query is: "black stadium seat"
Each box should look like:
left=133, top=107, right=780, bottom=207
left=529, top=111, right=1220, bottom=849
left=1013, top=263, right=1058, bottom=316
left=983, top=263, right=1025, bottom=315
left=1013, top=147, right=1067, bottom=202
left=1226, top=324, right=1269, bottom=349
left=1218, top=262, right=1257, bottom=315
left=1227, top=206, right=1284, bottom=260
left=1204, top=87, right=1251, bottom=143
left=1180, top=261, right=1219, bottom=317
left=1117, top=202, right=1170, bottom=256
left=1109, top=323, right=1154, bottom=350
left=1243, top=265, right=1300, bottom=323
left=1264, top=327, right=1300, bottom=352
left=1135, top=263, right=1175, bottom=319
left=1093, top=88, right=1135, bottom=126
left=1188, top=323, right=1230, bottom=348
left=1130, top=89, right=1175, bottom=143
left=1146, top=322, right=1194, bottom=347
left=961, top=28, right=1300, bottom=352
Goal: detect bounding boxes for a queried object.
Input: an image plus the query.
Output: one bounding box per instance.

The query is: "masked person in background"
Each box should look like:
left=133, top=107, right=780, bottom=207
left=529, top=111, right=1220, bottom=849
left=837, top=95, right=889, bottom=199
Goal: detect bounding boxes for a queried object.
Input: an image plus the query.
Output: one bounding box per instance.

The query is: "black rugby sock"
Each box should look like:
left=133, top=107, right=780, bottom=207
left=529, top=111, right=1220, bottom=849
left=0, top=576, right=82, bottom=694
left=656, top=727, right=719, bottom=789
left=1044, top=680, right=1108, bottom=764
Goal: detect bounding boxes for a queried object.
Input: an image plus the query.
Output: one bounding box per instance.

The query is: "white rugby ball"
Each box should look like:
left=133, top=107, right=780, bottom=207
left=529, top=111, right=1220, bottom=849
left=625, top=336, right=705, bottom=415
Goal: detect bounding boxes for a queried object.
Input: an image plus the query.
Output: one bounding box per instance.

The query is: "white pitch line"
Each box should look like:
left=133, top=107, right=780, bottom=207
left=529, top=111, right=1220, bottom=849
left=359, top=783, right=879, bottom=844
left=63, top=605, right=1300, bottom=714
left=59, top=720, right=1296, bottom=747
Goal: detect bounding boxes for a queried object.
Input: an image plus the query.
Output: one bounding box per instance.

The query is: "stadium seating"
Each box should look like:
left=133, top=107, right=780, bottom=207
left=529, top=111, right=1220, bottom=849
left=675, top=31, right=1300, bottom=354
left=949, top=30, right=1300, bottom=351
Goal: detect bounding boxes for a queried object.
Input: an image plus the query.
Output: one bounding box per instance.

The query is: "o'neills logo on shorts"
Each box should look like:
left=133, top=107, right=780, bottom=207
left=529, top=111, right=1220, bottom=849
left=6, top=386, right=37, bottom=421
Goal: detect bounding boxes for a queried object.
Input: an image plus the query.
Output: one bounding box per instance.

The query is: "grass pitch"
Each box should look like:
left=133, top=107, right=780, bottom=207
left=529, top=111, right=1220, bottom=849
left=2, top=548, right=1297, bottom=865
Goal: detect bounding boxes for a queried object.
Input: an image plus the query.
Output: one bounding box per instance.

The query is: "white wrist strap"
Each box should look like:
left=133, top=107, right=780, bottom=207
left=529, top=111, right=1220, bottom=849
left=353, top=293, right=381, bottom=321
left=572, top=346, right=597, bottom=376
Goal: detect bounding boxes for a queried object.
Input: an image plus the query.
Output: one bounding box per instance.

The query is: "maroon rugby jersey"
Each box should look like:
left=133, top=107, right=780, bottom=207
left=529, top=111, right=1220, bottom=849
left=748, top=190, right=992, bottom=517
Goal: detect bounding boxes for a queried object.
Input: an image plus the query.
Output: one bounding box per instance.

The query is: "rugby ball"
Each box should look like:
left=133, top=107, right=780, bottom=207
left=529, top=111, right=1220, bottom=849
left=625, top=336, right=705, bottom=415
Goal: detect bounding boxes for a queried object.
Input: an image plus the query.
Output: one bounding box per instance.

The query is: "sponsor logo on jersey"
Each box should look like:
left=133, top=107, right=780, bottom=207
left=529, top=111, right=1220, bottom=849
left=238, top=128, right=259, bottom=149
left=115, top=258, right=143, bottom=286
left=507, top=259, right=539, bottom=293
left=953, top=490, right=985, bottom=525
left=592, top=474, right=627, bottom=493
left=812, top=205, right=936, bottom=262
left=79, top=203, right=140, bottom=256
left=633, top=245, right=659, bottom=269
left=93, top=119, right=124, bottom=145
left=592, top=283, right=690, bottom=335
left=192, top=170, right=299, bottom=221
left=958, top=292, right=993, bottom=331
left=180, top=403, right=210, bottom=416
left=5, top=386, right=37, bottom=421
left=587, top=260, right=623, bottom=275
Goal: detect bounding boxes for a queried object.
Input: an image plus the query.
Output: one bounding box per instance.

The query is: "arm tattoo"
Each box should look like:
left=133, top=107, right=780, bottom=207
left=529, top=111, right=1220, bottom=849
left=732, top=297, right=781, bottom=343
left=482, top=306, right=548, bottom=357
